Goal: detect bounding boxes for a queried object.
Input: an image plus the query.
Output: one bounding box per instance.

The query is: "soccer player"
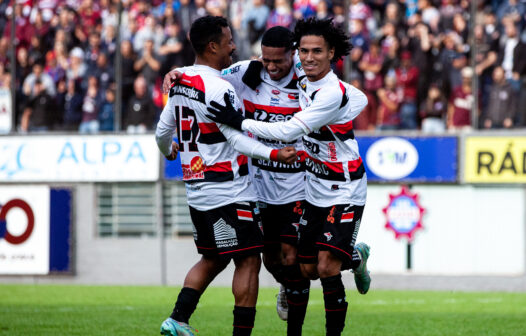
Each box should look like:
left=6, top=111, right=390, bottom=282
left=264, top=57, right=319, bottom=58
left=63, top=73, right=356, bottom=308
left=206, top=18, right=371, bottom=336
left=163, top=27, right=310, bottom=335
left=155, top=16, right=297, bottom=336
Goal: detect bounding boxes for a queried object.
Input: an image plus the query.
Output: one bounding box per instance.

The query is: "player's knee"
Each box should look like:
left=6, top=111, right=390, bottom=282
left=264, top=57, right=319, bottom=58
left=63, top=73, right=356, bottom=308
left=234, top=254, right=261, bottom=271
left=281, top=244, right=297, bottom=266
left=300, top=263, right=319, bottom=280
left=317, top=252, right=341, bottom=278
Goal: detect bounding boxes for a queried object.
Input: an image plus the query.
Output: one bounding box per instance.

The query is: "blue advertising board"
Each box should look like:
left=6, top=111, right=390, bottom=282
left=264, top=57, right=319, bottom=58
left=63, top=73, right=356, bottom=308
left=164, top=155, right=184, bottom=180
left=357, top=136, right=457, bottom=183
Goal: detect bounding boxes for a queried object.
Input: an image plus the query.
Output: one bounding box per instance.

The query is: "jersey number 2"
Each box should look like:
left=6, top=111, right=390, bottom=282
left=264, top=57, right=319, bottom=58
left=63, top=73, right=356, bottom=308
left=175, top=106, right=199, bottom=152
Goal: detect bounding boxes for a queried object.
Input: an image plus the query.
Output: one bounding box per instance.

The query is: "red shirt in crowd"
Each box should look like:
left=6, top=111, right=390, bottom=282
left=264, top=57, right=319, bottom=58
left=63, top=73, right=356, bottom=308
left=449, top=86, right=473, bottom=127
left=395, top=65, right=419, bottom=102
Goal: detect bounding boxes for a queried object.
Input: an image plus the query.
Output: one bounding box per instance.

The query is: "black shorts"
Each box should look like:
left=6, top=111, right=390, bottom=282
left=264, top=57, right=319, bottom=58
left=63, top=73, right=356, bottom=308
left=258, top=200, right=304, bottom=247
left=297, top=201, right=364, bottom=270
left=189, top=201, right=263, bottom=260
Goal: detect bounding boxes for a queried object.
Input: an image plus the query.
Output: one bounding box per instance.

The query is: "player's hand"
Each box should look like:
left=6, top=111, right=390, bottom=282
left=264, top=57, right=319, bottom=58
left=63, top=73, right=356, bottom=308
left=165, top=141, right=179, bottom=161
left=276, top=146, right=297, bottom=164
left=207, top=93, right=245, bottom=131
left=162, top=69, right=183, bottom=94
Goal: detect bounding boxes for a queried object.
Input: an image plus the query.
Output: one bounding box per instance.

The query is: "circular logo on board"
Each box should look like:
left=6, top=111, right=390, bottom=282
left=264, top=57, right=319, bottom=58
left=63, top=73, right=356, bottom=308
left=365, top=137, right=419, bottom=180
left=0, top=199, right=35, bottom=245
left=382, top=186, right=425, bottom=241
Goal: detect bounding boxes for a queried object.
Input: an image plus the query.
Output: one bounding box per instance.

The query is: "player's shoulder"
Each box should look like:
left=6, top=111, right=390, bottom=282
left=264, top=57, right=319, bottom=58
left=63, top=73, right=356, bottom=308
left=220, top=60, right=252, bottom=77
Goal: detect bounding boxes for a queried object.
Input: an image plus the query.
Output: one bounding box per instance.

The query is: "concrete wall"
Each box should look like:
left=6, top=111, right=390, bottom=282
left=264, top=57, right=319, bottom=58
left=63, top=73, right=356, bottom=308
left=1, top=184, right=525, bottom=286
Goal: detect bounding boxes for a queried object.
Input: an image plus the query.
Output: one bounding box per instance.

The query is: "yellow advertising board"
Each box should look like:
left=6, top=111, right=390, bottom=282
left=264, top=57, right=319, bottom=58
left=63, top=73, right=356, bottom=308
left=465, top=136, right=526, bottom=183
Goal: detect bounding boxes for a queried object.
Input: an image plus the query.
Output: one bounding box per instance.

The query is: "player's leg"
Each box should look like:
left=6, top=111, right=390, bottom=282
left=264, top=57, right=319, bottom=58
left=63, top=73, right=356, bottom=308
left=316, top=204, right=369, bottom=336
left=260, top=202, right=286, bottom=285
left=318, top=251, right=346, bottom=336
left=162, top=205, right=231, bottom=335
left=232, top=254, right=261, bottom=336
left=227, top=201, right=265, bottom=336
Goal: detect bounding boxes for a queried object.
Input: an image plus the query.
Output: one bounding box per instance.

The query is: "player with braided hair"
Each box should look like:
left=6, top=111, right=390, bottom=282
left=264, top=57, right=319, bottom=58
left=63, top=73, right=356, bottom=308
left=207, top=17, right=371, bottom=336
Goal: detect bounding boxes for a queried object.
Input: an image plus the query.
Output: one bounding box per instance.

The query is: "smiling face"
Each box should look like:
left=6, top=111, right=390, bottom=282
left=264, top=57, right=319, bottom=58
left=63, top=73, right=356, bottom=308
left=261, top=46, right=293, bottom=81
left=298, top=34, right=334, bottom=82
left=215, top=26, right=236, bottom=69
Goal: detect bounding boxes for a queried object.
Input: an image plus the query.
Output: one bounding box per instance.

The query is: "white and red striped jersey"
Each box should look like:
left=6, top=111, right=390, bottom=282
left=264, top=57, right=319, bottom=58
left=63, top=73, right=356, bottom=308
left=156, top=64, right=277, bottom=211
left=240, top=67, right=368, bottom=207
left=220, top=60, right=305, bottom=204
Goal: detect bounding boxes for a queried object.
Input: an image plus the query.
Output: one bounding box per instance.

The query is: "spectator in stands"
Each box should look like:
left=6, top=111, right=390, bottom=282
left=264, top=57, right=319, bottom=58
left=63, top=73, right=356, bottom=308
left=124, top=76, right=155, bottom=133
left=376, top=71, right=401, bottom=130
left=267, top=0, right=293, bottom=29
left=120, top=39, right=138, bottom=108
left=79, top=76, right=102, bottom=134
left=158, top=21, right=185, bottom=74
left=315, top=0, right=331, bottom=20
left=350, top=0, right=376, bottom=37
left=350, top=71, right=377, bottom=130
left=483, top=66, right=517, bottom=129
left=498, top=21, right=526, bottom=92
left=405, top=21, right=432, bottom=104
left=243, top=0, right=270, bottom=56
left=92, top=52, right=114, bottom=93
left=134, top=38, right=161, bottom=88
left=0, top=37, right=8, bottom=67
left=420, top=83, right=447, bottom=133
left=474, top=23, right=498, bottom=110
left=44, top=50, right=65, bottom=84
left=63, top=78, right=83, bottom=131
left=177, top=0, right=200, bottom=34
left=66, top=47, right=87, bottom=83
left=293, top=0, right=316, bottom=20
left=85, top=32, right=104, bottom=72
left=99, top=87, right=115, bottom=132
left=22, top=59, right=56, bottom=97
left=101, top=24, right=117, bottom=61
left=448, top=67, right=476, bottom=131
left=359, top=39, right=384, bottom=104
left=497, top=0, right=525, bottom=28
left=20, top=79, right=56, bottom=132
left=350, top=19, right=369, bottom=70
left=396, top=51, right=419, bottom=129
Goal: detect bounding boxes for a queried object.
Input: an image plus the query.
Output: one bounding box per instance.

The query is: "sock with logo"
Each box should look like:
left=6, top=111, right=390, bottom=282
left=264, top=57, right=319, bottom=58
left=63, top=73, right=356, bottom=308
left=233, top=306, right=256, bottom=336
left=170, top=287, right=201, bottom=324
left=283, top=264, right=310, bottom=336
left=350, top=248, right=362, bottom=270
left=320, top=274, right=347, bottom=336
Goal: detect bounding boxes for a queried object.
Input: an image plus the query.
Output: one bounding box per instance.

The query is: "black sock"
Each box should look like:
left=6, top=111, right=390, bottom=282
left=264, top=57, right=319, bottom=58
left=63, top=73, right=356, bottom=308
left=320, top=274, right=347, bottom=336
left=350, top=248, right=362, bottom=270
left=283, top=264, right=310, bottom=336
left=170, top=287, right=201, bottom=324
left=233, top=306, right=256, bottom=336
left=266, top=263, right=285, bottom=284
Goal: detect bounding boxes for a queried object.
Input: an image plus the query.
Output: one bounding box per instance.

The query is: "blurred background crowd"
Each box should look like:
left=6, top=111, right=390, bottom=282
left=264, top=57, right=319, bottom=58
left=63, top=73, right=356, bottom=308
left=0, top=0, right=525, bottom=133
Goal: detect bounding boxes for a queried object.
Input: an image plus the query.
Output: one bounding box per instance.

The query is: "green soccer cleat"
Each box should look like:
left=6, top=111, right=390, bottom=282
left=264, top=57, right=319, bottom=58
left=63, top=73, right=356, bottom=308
left=160, top=317, right=197, bottom=336
left=353, top=242, right=371, bottom=294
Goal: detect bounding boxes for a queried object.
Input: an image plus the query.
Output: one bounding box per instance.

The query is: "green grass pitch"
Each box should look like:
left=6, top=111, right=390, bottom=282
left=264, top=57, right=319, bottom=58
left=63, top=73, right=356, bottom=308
left=1, top=284, right=525, bottom=335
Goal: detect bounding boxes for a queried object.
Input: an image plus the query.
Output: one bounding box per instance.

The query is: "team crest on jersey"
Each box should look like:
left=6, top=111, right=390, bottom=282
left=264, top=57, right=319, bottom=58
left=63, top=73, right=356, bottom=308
left=190, top=156, right=205, bottom=172
left=324, top=232, right=333, bottom=241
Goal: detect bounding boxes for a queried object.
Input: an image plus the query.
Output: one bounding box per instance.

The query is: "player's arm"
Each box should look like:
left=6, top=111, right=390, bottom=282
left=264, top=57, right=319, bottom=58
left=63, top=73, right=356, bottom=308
left=207, top=88, right=367, bottom=142
left=155, top=100, right=179, bottom=160
left=211, top=89, right=296, bottom=164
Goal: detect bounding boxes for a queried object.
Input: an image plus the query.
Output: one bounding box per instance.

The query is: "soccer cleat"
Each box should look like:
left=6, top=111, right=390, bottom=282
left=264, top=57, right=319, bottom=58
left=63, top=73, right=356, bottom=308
left=160, top=317, right=197, bottom=336
left=276, top=284, right=289, bottom=321
left=353, top=242, right=371, bottom=295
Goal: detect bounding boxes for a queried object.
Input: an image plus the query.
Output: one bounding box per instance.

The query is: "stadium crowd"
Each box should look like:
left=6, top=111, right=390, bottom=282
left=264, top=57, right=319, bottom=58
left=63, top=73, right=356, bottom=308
left=0, top=0, right=525, bottom=133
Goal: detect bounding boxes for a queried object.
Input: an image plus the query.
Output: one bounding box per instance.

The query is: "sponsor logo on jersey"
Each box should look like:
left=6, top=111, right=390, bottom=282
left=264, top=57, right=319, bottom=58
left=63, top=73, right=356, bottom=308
left=324, top=232, right=333, bottom=241
left=213, top=218, right=238, bottom=248
left=190, top=156, right=205, bottom=172
left=272, top=89, right=280, bottom=95
left=270, top=97, right=280, bottom=106
left=221, top=65, right=241, bottom=75
left=254, top=109, right=294, bottom=123
left=172, top=85, right=205, bottom=103
left=288, top=93, right=299, bottom=100
left=328, top=142, right=338, bottom=161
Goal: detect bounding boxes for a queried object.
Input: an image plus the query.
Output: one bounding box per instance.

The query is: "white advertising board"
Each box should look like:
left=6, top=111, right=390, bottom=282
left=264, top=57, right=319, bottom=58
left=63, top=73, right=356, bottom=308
left=0, top=88, right=12, bottom=134
left=0, top=135, right=160, bottom=182
left=0, top=186, right=50, bottom=274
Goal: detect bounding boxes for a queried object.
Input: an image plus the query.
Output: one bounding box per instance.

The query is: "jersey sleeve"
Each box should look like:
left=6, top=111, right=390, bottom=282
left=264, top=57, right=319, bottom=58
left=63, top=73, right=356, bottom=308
left=292, top=52, right=305, bottom=78
left=220, top=61, right=251, bottom=94
left=155, top=98, right=177, bottom=157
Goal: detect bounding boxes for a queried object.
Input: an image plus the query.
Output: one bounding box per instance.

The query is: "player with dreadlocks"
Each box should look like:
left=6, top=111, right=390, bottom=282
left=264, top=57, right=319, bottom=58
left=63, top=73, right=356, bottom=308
left=207, top=17, right=371, bottom=336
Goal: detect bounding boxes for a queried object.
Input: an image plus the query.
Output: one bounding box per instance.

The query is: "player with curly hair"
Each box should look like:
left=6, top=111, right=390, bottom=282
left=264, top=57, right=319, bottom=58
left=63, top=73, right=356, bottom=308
left=207, top=18, right=371, bottom=336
